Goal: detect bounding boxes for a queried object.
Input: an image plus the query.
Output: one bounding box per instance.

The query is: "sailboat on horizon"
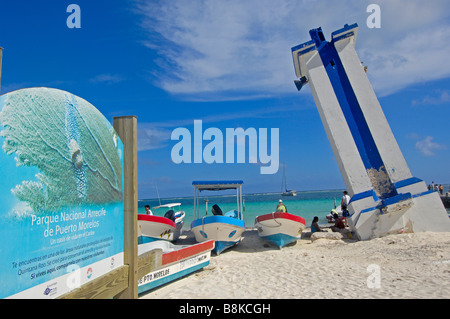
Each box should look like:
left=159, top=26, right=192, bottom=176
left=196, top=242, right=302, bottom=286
left=281, top=164, right=297, bottom=197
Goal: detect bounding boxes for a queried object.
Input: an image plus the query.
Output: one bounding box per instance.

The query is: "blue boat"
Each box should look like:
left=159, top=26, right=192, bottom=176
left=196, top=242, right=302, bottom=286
left=190, top=181, right=246, bottom=255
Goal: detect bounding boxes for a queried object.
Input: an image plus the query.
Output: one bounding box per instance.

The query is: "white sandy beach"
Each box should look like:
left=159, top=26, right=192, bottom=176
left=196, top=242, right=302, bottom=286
left=139, top=229, right=450, bottom=299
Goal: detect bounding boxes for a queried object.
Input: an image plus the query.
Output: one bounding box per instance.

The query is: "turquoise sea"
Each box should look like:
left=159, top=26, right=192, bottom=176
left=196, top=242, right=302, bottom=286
left=139, top=186, right=450, bottom=229
left=139, top=189, right=347, bottom=229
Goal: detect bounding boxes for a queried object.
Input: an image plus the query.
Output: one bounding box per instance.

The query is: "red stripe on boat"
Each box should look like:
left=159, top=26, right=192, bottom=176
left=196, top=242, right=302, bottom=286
left=138, top=214, right=176, bottom=228
left=162, top=240, right=215, bottom=265
left=255, top=212, right=306, bottom=225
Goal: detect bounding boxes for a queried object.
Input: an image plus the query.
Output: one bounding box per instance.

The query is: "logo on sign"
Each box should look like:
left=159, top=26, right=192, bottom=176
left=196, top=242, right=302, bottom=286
left=43, top=283, right=58, bottom=297
left=87, top=267, right=93, bottom=279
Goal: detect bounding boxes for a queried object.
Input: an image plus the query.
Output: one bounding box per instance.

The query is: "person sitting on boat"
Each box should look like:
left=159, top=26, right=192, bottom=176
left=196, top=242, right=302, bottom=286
left=144, top=205, right=153, bottom=215
left=276, top=200, right=287, bottom=213
left=311, top=216, right=323, bottom=233
left=331, top=213, right=345, bottom=232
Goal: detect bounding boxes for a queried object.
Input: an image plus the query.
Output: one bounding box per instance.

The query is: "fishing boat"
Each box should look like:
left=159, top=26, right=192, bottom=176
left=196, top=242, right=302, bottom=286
left=152, top=203, right=186, bottom=240
left=255, top=212, right=306, bottom=248
left=138, top=215, right=176, bottom=244
left=138, top=239, right=214, bottom=294
left=191, top=180, right=246, bottom=255
left=137, top=203, right=186, bottom=244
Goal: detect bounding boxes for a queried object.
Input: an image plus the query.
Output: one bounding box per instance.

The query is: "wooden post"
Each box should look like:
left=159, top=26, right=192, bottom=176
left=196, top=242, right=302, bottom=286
left=0, top=47, right=3, bottom=94
left=113, top=116, right=138, bottom=299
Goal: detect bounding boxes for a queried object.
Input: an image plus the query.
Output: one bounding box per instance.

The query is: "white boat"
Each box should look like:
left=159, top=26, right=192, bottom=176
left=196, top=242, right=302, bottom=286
left=191, top=180, right=246, bottom=255
left=255, top=212, right=306, bottom=248
left=281, top=165, right=297, bottom=196
left=282, top=190, right=297, bottom=196
left=153, top=203, right=186, bottom=240
left=138, top=239, right=214, bottom=294
left=137, top=203, right=186, bottom=244
left=138, top=215, right=176, bottom=244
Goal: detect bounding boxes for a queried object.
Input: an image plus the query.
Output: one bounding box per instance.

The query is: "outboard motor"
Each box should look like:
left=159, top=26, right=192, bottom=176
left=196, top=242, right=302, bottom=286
left=211, top=204, right=223, bottom=216
left=164, top=209, right=176, bottom=222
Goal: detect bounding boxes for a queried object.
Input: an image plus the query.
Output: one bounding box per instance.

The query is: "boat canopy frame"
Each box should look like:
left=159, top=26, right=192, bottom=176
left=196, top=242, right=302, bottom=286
left=192, top=180, right=244, bottom=220
left=152, top=202, right=182, bottom=210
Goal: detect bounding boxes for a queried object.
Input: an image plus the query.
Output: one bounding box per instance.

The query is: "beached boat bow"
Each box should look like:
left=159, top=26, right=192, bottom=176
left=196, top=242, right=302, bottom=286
left=255, top=212, right=306, bottom=248
left=138, top=202, right=186, bottom=244
left=138, top=240, right=214, bottom=294
left=138, top=215, right=177, bottom=243
left=191, top=214, right=245, bottom=255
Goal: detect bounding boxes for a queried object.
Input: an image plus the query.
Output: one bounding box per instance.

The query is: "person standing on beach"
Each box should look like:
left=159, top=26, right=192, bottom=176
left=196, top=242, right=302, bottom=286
left=341, top=191, right=351, bottom=227
left=276, top=200, right=287, bottom=213
left=341, top=191, right=350, bottom=212
left=341, top=191, right=351, bottom=226
left=144, top=205, right=153, bottom=215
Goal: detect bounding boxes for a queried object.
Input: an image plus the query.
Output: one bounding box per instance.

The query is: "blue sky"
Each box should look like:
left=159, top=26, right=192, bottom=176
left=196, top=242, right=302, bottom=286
left=1, top=0, right=449, bottom=199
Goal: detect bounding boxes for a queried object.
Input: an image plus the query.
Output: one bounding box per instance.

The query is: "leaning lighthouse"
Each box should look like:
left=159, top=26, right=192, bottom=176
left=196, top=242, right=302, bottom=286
left=291, top=23, right=450, bottom=240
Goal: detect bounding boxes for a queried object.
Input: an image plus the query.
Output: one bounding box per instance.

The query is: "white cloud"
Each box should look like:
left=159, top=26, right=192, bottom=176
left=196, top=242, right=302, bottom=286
left=137, top=124, right=172, bottom=151
left=415, top=136, right=447, bottom=156
left=89, top=74, right=125, bottom=84
left=412, top=90, right=450, bottom=106
left=136, top=103, right=300, bottom=151
left=133, top=0, right=450, bottom=100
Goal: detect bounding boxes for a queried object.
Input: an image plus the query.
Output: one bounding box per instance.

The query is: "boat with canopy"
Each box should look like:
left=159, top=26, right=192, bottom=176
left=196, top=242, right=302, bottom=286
left=191, top=180, right=245, bottom=255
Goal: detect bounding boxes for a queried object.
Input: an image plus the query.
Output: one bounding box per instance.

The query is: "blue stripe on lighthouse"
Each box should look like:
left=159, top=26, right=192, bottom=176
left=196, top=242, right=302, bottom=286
left=309, top=27, right=396, bottom=199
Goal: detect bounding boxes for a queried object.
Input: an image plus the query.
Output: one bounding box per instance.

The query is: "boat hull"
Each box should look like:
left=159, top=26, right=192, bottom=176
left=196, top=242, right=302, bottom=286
left=137, top=240, right=214, bottom=294
left=138, top=215, right=178, bottom=243
left=191, top=215, right=245, bottom=255
left=255, top=212, right=306, bottom=248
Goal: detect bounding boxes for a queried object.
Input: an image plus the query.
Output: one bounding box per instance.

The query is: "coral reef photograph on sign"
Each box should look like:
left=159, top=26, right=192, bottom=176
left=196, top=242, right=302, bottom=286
left=0, top=87, right=123, bottom=214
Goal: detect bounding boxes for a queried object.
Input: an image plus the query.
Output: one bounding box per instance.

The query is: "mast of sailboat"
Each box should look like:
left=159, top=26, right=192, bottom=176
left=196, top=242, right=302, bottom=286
left=155, top=181, right=161, bottom=206
left=282, top=164, right=288, bottom=192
